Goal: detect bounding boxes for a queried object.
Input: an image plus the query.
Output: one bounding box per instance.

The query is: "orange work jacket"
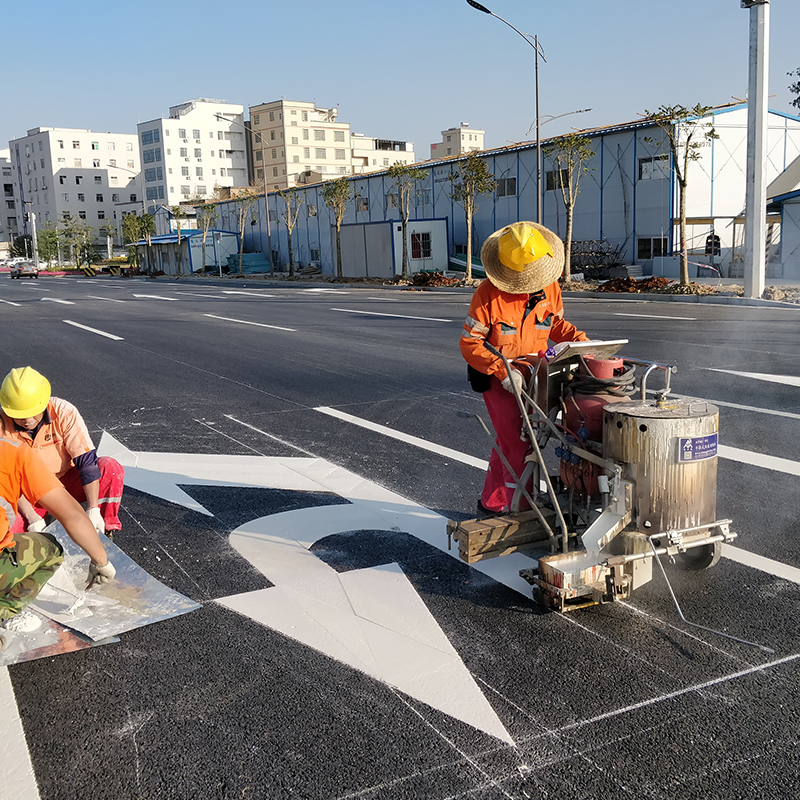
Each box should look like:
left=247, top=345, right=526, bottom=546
left=460, top=279, right=588, bottom=380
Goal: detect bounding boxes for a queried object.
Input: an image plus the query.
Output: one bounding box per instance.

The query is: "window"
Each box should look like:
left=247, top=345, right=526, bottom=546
left=419, top=188, right=431, bottom=205
left=195, top=167, right=203, bottom=177
left=196, top=185, right=206, bottom=195
left=178, top=128, right=186, bottom=139
left=146, top=187, right=158, bottom=200
left=181, top=167, right=189, bottom=176
left=270, top=130, right=275, bottom=141
left=110, top=176, right=118, bottom=185
left=269, top=112, right=274, bottom=122
left=220, top=168, right=227, bottom=177
left=109, top=159, right=116, bottom=167
left=253, top=114, right=260, bottom=125
left=72, top=140, right=80, bottom=149
left=217, top=131, right=224, bottom=140
left=356, top=197, right=369, bottom=212
left=179, top=148, right=187, bottom=158
left=302, top=129, right=309, bottom=141
left=385, top=193, right=398, bottom=209
left=545, top=169, right=568, bottom=191
left=98, top=210, right=105, bottom=219
left=126, top=142, right=133, bottom=151
left=78, top=211, right=86, bottom=219
left=77, top=193, right=85, bottom=202
left=639, top=155, right=669, bottom=180
left=62, top=193, right=69, bottom=201
left=291, top=136, right=298, bottom=145
left=89, top=141, right=98, bottom=150
left=303, top=147, right=310, bottom=158
left=411, top=231, right=432, bottom=260
left=308, top=204, right=317, bottom=217
left=57, top=158, right=65, bottom=165
left=60, top=176, right=67, bottom=185
left=192, top=129, right=200, bottom=140
left=255, top=151, right=263, bottom=161
left=637, top=237, right=668, bottom=260
left=302, top=111, right=308, bottom=121
left=194, top=148, right=202, bottom=158
left=112, top=194, right=119, bottom=202
left=218, top=150, right=225, bottom=158
left=93, top=159, right=100, bottom=168
left=273, top=167, right=278, bottom=177
left=314, top=130, right=325, bottom=141
left=334, top=130, right=345, bottom=143
left=145, top=168, right=158, bottom=181
left=130, top=194, right=137, bottom=202
left=446, top=135, right=452, bottom=142
left=315, top=148, right=326, bottom=159
left=293, top=155, right=300, bottom=163
left=143, top=149, right=156, bottom=163
left=337, top=166, right=347, bottom=174
left=74, top=159, right=82, bottom=168
left=256, top=168, right=264, bottom=179
left=96, top=194, right=103, bottom=202
left=58, top=139, right=64, bottom=149
left=271, top=148, right=277, bottom=159
left=382, top=158, right=389, bottom=166
left=497, top=177, right=517, bottom=197
left=335, top=149, right=346, bottom=160
left=5, top=200, right=14, bottom=209
left=108, top=141, right=115, bottom=151
left=40, top=158, right=45, bottom=168
left=127, top=160, right=134, bottom=169
left=181, top=185, right=190, bottom=194
left=153, top=130, right=160, bottom=143
left=95, top=176, right=102, bottom=184
left=142, top=130, right=154, bottom=144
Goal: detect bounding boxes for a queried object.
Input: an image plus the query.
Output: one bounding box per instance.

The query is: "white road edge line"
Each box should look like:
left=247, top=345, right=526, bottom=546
left=613, top=312, right=696, bottom=321
left=314, top=407, right=800, bottom=584
left=62, top=320, right=124, bottom=341
left=0, top=668, right=40, bottom=800
left=204, top=314, right=296, bottom=332
left=330, top=307, right=452, bottom=323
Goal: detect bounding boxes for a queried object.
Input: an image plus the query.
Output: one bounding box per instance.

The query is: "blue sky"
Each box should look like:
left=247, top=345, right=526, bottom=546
left=4, top=0, right=799, bottom=156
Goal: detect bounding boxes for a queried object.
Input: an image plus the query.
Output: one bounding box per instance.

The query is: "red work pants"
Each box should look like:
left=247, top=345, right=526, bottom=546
left=11, top=456, right=125, bottom=533
left=480, top=378, right=531, bottom=514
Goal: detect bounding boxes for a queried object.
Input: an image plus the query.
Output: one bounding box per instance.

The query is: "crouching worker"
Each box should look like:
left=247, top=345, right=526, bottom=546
left=1, top=436, right=115, bottom=650
left=0, top=367, right=124, bottom=539
left=460, top=222, right=589, bottom=517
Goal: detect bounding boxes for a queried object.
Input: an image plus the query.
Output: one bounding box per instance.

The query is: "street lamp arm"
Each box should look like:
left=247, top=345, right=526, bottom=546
left=525, top=108, right=592, bottom=137
left=466, top=1, right=545, bottom=58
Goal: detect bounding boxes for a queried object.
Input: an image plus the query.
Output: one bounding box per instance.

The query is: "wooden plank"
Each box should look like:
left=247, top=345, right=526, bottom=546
left=449, top=509, right=556, bottom=563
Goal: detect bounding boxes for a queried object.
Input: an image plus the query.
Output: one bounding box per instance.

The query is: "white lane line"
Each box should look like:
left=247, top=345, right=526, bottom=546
left=133, top=294, right=177, bottom=301
left=365, top=296, right=402, bottom=302
left=668, top=393, right=800, bottom=422
left=40, top=297, right=75, bottom=305
left=707, top=368, right=800, bottom=388
left=62, top=320, right=124, bottom=341
left=0, top=668, right=40, bottom=800
left=613, top=312, right=696, bottom=321
left=722, top=544, right=800, bottom=584
left=86, top=295, right=126, bottom=303
left=718, top=444, right=800, bottom=477
left=314, top=406, right=488, bottom=469
left=330, top=307, right=452, bottom=323
left=174, top=291, right=227, bottom=299
left=204, top=314, right=296, bottom=332
left=222, top=290, right=277, bottom=297
left=0, top=298, right=21, bottom=307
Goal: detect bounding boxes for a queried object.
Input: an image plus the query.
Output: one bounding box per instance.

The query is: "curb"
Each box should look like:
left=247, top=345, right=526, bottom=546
left=563, top=290, right=800, bottom=310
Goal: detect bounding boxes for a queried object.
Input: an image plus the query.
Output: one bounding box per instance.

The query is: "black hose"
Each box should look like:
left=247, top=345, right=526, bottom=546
left=568, top=356, right=637, bottom=397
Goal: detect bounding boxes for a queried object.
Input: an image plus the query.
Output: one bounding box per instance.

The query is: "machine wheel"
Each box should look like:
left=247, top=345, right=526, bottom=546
left=680, top=541, right=722, bottom=571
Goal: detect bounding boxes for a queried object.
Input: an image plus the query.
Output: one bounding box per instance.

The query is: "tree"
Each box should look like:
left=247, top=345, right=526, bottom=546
left=122, top=213, right=142, bottom=270
left=276, top=187, right=304, bottom=277
left=387, top=162, right=428, bottom=279
left=643, top=104, right=718, bottom=285
left=544, top=133, right=595, bottom=282
left=233, top=193, right=257, bottom=276
left=60, top=214, right=97, bottom=268
left=196, top=204, right=218, bottom=274
left=99, top=224, right=117, bottom=260
left=448, top=151, right=497, bottom=281
left=37, top=222, right=60, bottom=267
left=320, top=177, right=353, bottom=278
left=788, top=68, right=800, bottom=111
left=11, top=234, right=32, bottom=258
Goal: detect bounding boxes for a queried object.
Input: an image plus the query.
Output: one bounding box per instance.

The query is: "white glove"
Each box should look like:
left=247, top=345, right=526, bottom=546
left=501, top=369, right=525, bottom=395
left=87, top=507, right=105, bottom=536
left=27, top=517, right=47, bottom=533
left=87, top=560, right=116, bottom=588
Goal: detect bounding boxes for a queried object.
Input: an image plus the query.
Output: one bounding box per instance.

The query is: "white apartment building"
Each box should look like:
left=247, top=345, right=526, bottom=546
left=137, top=99, right=248, bottom=211
left=248, top=100, right=415, bottom=190
left=1, top=149, right=18, bottom=256
left=8, top=128, right=140, bottom=242
left=430, top=123, right=484, bottom=159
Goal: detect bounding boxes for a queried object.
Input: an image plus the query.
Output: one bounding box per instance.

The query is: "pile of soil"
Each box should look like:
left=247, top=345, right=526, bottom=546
left=410, top=272, right=461, bottom=288
left=762, top=285, right=800, bottom=304
left=597, top=276, right=672, bottom=293
left=560, top=279, right=601, bottom=292
left=651, top=281, right=718, bottom=296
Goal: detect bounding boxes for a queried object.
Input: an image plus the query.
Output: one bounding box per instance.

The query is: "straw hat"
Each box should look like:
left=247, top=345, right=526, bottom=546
left=481, top=221, right=564, bottom=294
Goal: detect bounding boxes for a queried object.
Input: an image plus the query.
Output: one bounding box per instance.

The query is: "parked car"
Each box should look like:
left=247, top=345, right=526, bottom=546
left=10, top=261, right=39, bottom=279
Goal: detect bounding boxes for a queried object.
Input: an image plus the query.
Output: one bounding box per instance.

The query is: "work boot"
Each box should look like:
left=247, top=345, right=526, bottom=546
left=476, top=500, right=505, bottom=519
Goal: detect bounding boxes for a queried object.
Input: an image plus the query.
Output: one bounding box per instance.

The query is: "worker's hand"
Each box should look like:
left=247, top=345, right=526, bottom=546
left=87, top=507, right=105, bottom=536
left=26, top=517, right=47, bottom=533
left=501, top=369, right=525, bottom=395
left=87, top=560, right=116, bottom=589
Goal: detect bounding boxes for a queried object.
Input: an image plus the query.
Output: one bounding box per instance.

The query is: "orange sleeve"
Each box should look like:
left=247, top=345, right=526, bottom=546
left=17, top=445, right=62, bottom=506
left=546, top=283, right=589, bottom=343
left=459, top=281, right=506, bottom=378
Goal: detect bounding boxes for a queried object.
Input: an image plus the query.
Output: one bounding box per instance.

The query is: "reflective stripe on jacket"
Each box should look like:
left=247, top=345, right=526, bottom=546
left=460, top=279, right=588, bottom=380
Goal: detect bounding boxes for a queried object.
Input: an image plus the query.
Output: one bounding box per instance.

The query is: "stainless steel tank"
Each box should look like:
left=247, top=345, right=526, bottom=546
left=603, top=399, right=719, bottom=532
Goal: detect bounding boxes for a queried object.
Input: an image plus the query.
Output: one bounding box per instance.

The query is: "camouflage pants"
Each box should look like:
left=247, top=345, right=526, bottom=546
left=0, top=532, right=64, bottom=621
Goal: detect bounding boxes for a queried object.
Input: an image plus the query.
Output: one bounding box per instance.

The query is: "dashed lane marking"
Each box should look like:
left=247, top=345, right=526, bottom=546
left=0, top=298, right=21, bottom=306
left=132, top=294, right=177, bottom=301
left=62, top=320, right=124, bottom=341
left=613, top=312, right=697, bottom=321
left=330, top=307, right=452, bottom=323
left=204, top=314, right=297, bottom=332
left=40, top=297, right=73, bottom=304
left=86, top=295, right=126, bottom=303
left=707, top=368, right=800, bottom=388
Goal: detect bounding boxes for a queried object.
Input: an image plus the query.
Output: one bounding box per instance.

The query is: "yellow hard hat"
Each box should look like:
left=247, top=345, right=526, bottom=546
left=0, top=367, right=51, bottom=419
left=497, top=223, right=553, bottom=273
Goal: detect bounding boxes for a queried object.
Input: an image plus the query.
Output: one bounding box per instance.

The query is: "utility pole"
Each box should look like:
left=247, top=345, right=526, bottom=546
left=742, top=0, right=770, bottom=299
left=24, top=202, right=39, bottom=269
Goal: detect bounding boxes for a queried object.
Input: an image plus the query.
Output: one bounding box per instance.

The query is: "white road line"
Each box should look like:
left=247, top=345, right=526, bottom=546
left=330, top=307, right=452, bottom=323
left=614, top=312, right=697, bottom=321
left=133, top=294, right=177, bottom=301
left=707, top=368, right=800, bottom=388
left=40, top=297, right=74, bottom=305
left=722, top=544, right=800, bottom=584
left=222, top=290, right=277, bottom=297
left=364, top=296, right=402, bottom=302
left=174, top=291, right=227, bottom=299
left=204, top=314, right=296, bottom=332
left=718, top=444, right=800, bottom=477
left=62, top=320, right=124, bottom=340
left=86, top=295, right=126, bottom=303
left=0, top=298, right=21, bottom=307
left=668, top=393, right=800, bottom=422
left=314, top=406, right=488, bottom=469
left=0, top=668, right=40, bottom=800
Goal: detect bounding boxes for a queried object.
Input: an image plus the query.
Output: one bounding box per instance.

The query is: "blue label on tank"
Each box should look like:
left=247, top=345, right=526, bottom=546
left=677, top=433, right=718, bottom=462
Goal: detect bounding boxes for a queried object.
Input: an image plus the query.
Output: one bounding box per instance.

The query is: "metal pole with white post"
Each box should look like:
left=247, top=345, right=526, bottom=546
left=28, top=207, right=39, bottom=270
left=742, top=0, right=770, bottom=299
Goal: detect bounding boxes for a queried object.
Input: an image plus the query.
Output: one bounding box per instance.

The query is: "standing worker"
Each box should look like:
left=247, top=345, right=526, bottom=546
left=460, top=222, right=589, bottom=517
left=0, top=367, right=125, bottom=538
left=0, top=436, right=115, bottom=650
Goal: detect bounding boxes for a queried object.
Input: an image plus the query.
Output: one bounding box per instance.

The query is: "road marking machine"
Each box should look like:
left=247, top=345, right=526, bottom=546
left=448, top=340, right=742, bottom=616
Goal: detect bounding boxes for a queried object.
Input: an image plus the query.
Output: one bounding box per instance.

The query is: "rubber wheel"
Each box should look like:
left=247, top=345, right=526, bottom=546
left=680, top=541, right=722, bottom=571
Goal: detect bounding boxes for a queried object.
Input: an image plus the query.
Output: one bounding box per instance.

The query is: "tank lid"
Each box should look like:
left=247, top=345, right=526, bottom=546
left=604, top=398, right=718, bottom=419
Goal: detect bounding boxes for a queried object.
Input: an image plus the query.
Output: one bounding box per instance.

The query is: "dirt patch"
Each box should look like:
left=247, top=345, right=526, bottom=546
left=762, top=286, right=800, bottom=304
left=596, top=276, right=673, bottom=293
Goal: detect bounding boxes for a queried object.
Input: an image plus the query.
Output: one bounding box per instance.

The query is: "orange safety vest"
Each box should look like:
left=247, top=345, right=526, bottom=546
left=460, top=279, right=588, bottom=380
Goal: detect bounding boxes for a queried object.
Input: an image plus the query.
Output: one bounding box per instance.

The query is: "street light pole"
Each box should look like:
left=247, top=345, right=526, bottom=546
left=466, top=0, right=546, bottom=223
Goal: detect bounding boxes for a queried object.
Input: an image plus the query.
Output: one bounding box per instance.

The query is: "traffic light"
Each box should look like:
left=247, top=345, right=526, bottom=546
left=705, top=234, right=721, bottom=256
left=23, top=213, right=29, bottom=223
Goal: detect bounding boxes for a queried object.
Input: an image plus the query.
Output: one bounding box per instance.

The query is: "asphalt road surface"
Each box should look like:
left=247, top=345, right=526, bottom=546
left=1, top=274, right=799, bottom=800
